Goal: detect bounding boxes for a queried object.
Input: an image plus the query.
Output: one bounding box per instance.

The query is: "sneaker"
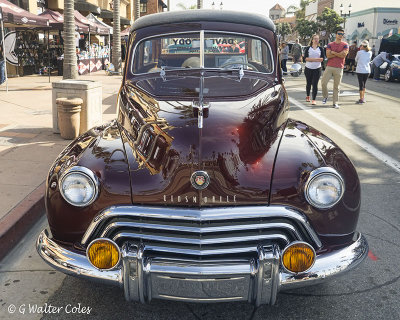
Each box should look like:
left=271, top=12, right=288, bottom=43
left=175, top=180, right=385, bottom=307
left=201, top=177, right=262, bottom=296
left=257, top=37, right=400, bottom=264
left=311, top=100, right=316, bottom=105
left=322, top=98, right=328, bottom=104
left=362, top=99, right=366, bottom=103
left=373, top=78, right=380, bottom=81
left=333, top=104, right=340, bottom=109
left=356, top=99, right=363, bottom=104
left=306, top=96, right=310, bottom=102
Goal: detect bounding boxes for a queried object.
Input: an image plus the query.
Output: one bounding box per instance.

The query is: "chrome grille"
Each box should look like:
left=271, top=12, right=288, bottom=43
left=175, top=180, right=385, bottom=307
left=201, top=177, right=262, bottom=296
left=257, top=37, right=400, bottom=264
left=82, top=206, right=321, bottom=258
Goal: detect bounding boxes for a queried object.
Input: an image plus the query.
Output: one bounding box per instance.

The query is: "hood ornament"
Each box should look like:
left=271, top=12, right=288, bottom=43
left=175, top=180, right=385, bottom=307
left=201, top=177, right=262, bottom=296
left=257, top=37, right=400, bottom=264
left=190, top=171, right=210, bottom=190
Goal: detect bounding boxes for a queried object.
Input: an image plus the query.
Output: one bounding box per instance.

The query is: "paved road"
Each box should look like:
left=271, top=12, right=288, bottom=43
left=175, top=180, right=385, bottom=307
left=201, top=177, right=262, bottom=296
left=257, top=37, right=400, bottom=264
left=1, top=76, right=400, bottom=320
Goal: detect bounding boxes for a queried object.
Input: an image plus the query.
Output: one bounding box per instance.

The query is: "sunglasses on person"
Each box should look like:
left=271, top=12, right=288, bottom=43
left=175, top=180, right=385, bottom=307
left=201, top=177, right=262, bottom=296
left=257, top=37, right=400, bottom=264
left=337, top=32, right=345, bottom=36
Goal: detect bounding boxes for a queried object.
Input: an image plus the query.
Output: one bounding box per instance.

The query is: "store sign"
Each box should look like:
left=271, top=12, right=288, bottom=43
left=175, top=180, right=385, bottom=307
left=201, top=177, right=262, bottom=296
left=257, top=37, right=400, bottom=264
left=358, top=22, right=364, bottom=28
left=383, top=19, right=398, bottom=25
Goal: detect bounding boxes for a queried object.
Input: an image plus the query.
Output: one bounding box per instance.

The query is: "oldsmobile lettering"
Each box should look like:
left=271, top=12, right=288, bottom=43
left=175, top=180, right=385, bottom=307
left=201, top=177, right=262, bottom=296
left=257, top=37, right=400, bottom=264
left=163, top=194, right=237, bottom=203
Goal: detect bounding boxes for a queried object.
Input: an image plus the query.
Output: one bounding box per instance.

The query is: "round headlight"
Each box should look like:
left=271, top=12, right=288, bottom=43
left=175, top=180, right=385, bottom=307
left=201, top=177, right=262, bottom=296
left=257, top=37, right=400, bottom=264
left=305, top=167, right=344, bottom=209
left=282, top=242, right=316, bottom=273
left=60, top=166, right=98, bottom=207
left=87, top=238, right=120, bottom=270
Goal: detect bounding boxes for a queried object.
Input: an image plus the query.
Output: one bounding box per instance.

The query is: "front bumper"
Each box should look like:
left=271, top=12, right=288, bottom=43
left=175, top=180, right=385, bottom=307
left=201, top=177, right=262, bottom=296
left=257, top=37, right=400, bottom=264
left=37, top=229, right=368, bottom=305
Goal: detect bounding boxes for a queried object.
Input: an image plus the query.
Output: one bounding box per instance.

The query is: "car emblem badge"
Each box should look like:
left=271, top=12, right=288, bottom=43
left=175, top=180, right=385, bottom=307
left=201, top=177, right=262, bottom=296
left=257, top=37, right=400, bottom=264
left=191, top=171, right=210, bottom=190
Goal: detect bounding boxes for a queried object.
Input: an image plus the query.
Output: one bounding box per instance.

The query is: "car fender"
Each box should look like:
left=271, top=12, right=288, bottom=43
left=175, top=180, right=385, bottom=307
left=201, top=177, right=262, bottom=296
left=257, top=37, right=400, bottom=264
left=45, top=121, right=132, bottom=244
left=270, top=120, right=361, bottom=247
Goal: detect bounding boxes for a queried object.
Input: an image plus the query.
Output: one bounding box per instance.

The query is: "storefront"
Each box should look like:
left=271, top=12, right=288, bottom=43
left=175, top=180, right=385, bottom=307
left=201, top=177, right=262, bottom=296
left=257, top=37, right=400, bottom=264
left=0, top=0, right=50, bottom=80
left=345, top=7, right=400, bottom=51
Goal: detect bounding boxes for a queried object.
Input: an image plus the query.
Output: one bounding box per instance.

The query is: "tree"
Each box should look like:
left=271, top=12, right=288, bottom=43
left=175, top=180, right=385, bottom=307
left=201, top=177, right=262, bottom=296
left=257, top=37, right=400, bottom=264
left=112, top=0, right=122, bottom=73
left=177, top=2, right=197, bottom=10
left=135, top=0, right=140, bottom=19
left=294, top=0, right=310, bottom=19
left=197, top=0, right=203, bottom=9
left=317, top=8, right=344, bottom=41
left=63, top=0, right=78, bottom=79
left=296, top=19, right=320, bottom=42
left=275, top=22, right=292, bottom=41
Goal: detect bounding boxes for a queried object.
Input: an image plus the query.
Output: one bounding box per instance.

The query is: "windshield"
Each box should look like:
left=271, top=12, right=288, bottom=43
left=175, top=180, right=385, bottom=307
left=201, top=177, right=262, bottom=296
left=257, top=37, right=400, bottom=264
left=131, top=32, right=273, bottom=74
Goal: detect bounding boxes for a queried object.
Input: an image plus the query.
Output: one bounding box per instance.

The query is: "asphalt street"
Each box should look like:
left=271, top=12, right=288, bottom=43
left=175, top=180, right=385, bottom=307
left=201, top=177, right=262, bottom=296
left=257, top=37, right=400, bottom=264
left=1, top=74, right=400, bottom=320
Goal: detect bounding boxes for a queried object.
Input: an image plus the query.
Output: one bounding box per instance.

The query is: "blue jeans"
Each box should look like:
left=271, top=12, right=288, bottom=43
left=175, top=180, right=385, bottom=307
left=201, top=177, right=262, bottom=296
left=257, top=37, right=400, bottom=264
left=373, top=63, right=380, bottom=80
left=0, top=60, right=6, bottom=85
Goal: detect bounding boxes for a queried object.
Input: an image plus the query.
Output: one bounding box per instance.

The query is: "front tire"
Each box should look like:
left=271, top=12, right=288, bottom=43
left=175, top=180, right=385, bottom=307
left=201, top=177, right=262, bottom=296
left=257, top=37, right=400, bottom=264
left=384, top=69, right=392, bottom=82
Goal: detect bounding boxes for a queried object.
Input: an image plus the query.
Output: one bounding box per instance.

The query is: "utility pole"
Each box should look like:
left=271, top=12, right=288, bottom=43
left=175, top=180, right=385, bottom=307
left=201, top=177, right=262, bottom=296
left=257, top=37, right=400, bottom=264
left=197, top=1, right=203, bottom=9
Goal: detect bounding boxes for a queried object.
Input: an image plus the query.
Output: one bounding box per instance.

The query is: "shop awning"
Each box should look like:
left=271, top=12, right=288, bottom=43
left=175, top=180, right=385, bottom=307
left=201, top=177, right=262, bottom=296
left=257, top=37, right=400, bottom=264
left=38, top=9, right=63, bottom=29
left=75, top=10, right=110, bottom=34
left=86, top=13, right=112, bottom=35
left=100, top=9, right=131, bottom=25
left=159, top=0, right=167, bottom=9
left=121, top=27, right=130, bottom=37
left=0, top=0, right=49, bottom=27
left=74, top=0, right=101, bottom=16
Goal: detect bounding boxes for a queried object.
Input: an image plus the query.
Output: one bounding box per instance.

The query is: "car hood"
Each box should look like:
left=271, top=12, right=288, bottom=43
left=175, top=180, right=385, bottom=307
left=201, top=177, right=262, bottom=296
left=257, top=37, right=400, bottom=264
left=119, top=79, right=288, bottom=207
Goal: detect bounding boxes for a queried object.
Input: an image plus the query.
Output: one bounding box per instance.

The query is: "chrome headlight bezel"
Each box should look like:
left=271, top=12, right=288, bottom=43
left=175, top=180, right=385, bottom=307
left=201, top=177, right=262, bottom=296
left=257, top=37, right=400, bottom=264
left=304, top=167, right=345, bottom=209
left=59, top=166, right=99, bottom=207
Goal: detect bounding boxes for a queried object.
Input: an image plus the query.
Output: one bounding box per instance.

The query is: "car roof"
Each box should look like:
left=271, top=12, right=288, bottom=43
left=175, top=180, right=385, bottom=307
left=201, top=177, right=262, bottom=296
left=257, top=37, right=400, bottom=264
left=130, top=9, right=275, bottom=33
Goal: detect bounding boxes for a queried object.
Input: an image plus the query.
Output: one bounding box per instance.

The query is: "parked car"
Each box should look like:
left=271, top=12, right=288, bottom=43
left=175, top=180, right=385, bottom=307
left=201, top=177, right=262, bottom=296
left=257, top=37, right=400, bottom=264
left=37, top=10, right=368, bottom=306
left=378, top=54, right=400, bottom=82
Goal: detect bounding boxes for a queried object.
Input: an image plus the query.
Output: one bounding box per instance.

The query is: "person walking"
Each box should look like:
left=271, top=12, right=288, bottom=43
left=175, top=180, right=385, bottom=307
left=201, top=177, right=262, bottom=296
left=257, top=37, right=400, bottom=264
left=371, top=51, right=391, bottom=81
left=321, top=29, right=349, bottom=109
left=303, top=34, right=326, bottom=105
left=346, top=41, right=358, bottom=74
left=280, top=42, right=289, bottom=74
left=292, top=39, right=302, bottom=64
left=355, top=40, right=372, bottom=104
left=371, top=45, right=376, bottom=59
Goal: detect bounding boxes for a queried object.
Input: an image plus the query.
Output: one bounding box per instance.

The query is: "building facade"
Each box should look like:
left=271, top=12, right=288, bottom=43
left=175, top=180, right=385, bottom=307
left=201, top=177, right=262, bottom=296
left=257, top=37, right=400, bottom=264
left=269, top=3, right=285, bottom=22
left=345, top=7, right=400, bottom=49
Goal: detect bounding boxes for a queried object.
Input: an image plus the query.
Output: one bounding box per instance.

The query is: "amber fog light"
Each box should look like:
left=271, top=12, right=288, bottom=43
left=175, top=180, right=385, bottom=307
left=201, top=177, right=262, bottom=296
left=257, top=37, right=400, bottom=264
left=282, top=242, right=316, bottom=273
left=87, top=239, right=120, bottom=270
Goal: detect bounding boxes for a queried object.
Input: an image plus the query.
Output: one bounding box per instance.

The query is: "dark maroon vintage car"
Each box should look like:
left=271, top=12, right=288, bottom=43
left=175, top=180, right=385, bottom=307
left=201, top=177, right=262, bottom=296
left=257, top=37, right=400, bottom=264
left=37, top=10, right=368, bottom=305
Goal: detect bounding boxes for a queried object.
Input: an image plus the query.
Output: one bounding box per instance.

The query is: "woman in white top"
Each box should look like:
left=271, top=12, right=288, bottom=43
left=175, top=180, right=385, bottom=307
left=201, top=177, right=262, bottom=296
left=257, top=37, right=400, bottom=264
left=303, top=34, right=326, bottom=105
left=355, top=40, right=373, bottom=104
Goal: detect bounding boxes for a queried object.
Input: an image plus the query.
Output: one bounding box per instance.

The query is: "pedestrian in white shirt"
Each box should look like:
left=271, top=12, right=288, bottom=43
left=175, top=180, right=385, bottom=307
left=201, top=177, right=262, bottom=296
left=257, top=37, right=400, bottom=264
left=355, top=40, right=372, bottom=104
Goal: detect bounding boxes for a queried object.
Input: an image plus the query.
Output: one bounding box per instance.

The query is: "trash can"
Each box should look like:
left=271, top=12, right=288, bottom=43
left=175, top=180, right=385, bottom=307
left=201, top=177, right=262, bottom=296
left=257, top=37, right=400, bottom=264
left=56, top=97, right=83, bottom=139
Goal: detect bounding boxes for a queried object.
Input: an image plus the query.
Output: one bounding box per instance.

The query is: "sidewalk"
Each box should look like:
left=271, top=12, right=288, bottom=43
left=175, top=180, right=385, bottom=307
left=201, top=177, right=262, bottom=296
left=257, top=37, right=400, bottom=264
left=0, top=71, right=122, bottom=259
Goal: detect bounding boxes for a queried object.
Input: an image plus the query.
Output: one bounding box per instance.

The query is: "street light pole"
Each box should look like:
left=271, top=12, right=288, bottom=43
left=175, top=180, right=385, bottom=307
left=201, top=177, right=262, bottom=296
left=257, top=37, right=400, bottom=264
left=340, top=3, right=352, bottom=30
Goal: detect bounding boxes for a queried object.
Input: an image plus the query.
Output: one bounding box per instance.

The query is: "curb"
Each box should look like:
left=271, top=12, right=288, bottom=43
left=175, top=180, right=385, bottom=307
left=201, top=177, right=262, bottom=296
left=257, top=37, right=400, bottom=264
left=0, top=182, right=45, bottom=261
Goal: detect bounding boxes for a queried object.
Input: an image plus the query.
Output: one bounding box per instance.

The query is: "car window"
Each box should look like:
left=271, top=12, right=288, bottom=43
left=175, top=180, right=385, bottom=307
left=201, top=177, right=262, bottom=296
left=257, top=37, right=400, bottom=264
left=203, top=33, right=273, bottom=73
left=132, top=33, right=200, bottom=74
left=132, top=32, right=273, bottom=74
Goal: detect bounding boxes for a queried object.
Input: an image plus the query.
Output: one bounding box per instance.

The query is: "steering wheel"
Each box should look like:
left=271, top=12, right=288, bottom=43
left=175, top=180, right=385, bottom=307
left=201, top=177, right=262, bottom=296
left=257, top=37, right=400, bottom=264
left=220, top=61, right=258, bottom=71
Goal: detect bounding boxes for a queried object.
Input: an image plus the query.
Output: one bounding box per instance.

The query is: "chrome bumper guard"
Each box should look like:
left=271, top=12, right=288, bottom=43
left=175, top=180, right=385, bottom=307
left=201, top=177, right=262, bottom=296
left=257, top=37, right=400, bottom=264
left=37, top=230, right=368, bottom=305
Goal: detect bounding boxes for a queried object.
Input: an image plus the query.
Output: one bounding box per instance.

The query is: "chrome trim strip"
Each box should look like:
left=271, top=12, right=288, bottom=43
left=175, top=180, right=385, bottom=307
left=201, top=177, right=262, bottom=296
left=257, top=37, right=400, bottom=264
left=136, top=245, right=259, bottom=256
left=81, top=205, right=322, bottom=248
left=200, top=30, right=205, bottom=68
left=112, top=232, right=290, bottom=246
left=100, top=221, right=302, bottom=238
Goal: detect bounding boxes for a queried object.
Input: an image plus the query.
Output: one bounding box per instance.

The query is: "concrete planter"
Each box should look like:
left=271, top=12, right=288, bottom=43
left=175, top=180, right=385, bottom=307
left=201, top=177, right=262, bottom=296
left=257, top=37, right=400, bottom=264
left=56, top=98, right=83, bottom=140
left=52, top=80, right=102, bottom=134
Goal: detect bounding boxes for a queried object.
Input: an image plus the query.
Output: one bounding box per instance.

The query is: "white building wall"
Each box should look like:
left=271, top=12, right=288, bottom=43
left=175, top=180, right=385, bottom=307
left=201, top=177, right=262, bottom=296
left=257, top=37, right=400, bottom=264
left=332, top=0, right=400, bottom=15
left=305, top=0, right=318, bottom=19
left=345, top=8, right=400, bottom=49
